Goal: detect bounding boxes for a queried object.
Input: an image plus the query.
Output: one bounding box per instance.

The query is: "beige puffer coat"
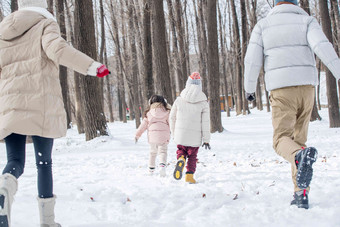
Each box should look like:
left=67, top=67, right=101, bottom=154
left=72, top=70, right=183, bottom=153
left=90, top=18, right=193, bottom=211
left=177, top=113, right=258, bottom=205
left=0, top=10, right=94, bottom=140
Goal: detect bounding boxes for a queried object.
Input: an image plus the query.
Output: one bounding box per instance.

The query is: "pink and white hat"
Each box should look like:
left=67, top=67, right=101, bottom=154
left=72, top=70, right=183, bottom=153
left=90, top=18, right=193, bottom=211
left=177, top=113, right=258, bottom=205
left=187, top=72, right=201, bottom=86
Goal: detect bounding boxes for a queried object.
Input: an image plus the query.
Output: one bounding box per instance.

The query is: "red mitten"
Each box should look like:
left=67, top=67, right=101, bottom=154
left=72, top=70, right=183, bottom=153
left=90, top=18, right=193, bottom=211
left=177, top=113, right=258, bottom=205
left=97, top=65, right=110, bottom=78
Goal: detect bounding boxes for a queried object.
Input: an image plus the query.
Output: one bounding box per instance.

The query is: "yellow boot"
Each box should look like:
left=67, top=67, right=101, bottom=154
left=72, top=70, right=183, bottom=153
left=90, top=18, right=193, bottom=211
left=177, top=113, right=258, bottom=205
left=185, top=173, right=196, bottom=184
left=173, top=155, right=186, bottom=180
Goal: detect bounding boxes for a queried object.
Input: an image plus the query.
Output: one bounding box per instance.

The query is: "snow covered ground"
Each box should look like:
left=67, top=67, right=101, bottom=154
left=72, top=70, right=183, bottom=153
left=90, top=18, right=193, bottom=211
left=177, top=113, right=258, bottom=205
left=1, top=108, right=339, bottom=227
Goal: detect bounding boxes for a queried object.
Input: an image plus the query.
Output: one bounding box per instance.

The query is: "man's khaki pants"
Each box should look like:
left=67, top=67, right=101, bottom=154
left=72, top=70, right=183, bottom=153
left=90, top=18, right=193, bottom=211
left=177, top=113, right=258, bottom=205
left=270, top=85, right=315, bottom=192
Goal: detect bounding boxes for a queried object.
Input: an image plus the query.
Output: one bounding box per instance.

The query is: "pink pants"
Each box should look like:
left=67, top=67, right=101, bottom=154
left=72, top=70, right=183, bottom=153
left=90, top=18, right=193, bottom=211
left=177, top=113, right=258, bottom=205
left=176, top=145, right=199, bottom=173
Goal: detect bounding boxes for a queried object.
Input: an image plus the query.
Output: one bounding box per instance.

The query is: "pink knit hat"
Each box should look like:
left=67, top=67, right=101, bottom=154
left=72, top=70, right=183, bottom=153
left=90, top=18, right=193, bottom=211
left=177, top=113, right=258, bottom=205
left=186, top=72, right=201, bottom=86
left=190, top=72, right=201, bottom=80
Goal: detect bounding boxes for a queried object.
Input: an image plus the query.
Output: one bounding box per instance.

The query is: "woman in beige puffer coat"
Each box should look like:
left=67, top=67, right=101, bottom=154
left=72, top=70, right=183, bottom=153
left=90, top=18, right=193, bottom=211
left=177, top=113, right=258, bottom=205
left=0, top=0, right=109, bottom=226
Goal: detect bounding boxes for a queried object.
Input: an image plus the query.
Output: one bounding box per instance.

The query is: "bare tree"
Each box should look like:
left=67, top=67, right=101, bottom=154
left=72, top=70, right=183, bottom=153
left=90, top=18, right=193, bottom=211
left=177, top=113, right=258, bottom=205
left=108, top=1, right=127, bottom=123
left=142, top=0, right=154, bottom=107
left=55, top=0, right=72, bottom=129
left=230, top=0, right=243, bottom=115
left=127, top=0, right=141, bottom=128
left=151, top=0, right=173, bottom=104
left=329, top=0, right=340, bottom=106
left=167, top=0, right=182, bottom=94
left=218, top=1, right=231, bottom=117
left=0, top=0, right=4, bottom=21
left=240, top=0, right=249, bottom=114
left=11, top=0, right=18, bottom=12
left=207, top=0, right=223, bottom=132
left=47, top=0, right=53, bottom=13
left=175, top=0, right=188, bottom=90
left=318, top=0, right=340, bottom=127
left=99, top=0, right=114, bottom=122
left=74, top=0, right=108, bottom=140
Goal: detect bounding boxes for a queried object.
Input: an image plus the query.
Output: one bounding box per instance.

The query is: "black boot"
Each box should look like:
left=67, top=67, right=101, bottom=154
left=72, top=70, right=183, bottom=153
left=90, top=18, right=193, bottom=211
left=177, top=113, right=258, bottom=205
left=291, top=190, right=309, bottom=209
left=295, top=147, right=318, bottom=189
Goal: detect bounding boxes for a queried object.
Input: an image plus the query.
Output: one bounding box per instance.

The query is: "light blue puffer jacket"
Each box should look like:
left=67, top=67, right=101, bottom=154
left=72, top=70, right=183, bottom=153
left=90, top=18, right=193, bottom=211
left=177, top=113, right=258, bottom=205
left=244, top=4, right=340, bottom=93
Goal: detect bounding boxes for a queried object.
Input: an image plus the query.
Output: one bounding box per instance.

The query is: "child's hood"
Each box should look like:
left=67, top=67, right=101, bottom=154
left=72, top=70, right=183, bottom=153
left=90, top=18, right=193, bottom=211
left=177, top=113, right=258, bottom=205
left=180, top=84, right=207, bottom=103
left=148, top=103, right=170, bottom=119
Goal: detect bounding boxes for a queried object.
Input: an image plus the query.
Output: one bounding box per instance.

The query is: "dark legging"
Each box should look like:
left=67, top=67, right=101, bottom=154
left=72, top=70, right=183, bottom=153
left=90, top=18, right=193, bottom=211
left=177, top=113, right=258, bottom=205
left=3, top=133, right=54, bottom=198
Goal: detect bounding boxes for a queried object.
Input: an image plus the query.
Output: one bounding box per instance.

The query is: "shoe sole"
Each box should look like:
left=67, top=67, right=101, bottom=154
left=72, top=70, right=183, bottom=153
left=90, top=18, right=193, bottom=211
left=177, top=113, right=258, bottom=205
left=296, top=147, right=318, bottom=189
left=0, top=192, right=9, bottom=227
left=173, top=159, right=185, bottom=180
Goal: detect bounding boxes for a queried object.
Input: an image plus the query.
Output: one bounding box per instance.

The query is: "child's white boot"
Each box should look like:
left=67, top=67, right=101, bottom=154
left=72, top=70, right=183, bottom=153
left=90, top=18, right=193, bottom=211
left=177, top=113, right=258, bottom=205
left=159, top=163, right=166, bottom=177
left=37, top=195, right=61, bottom=227
left=0, top=173, right=18, bottom=227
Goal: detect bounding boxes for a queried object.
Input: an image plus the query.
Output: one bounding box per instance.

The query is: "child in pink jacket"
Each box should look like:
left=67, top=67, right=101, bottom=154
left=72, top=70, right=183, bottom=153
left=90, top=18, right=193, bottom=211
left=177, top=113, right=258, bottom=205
left=135, top=95, right=171, bottom=176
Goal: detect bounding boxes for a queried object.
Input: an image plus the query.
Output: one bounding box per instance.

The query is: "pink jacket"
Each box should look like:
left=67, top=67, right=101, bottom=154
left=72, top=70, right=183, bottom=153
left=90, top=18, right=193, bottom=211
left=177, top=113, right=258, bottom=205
left=135, top=103, right=170, bottom=144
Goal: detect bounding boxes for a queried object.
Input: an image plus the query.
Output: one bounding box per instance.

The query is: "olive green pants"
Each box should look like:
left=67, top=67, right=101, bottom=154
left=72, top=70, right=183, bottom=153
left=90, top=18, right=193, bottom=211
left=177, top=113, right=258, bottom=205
left=270, top=85, right=315, bottom=192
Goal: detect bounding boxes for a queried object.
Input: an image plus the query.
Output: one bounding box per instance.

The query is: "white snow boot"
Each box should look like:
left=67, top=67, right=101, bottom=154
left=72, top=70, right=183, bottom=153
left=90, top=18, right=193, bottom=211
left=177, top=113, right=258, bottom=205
left=0, top=173, right=18, bottom=227
left=159, top=163, right=166, bottom=177
left=37, top=195, right=61, bottom=227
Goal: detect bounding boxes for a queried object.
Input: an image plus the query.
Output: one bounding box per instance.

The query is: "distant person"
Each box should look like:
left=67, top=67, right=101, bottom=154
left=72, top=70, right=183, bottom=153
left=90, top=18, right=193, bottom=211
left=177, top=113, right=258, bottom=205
left=135, top=95, right=171, bottom=177
left=170, top=72, right=211, bottom=184
left=244, top=0, right=340, bottom=209
left=0, top=0, right=110, bottom=226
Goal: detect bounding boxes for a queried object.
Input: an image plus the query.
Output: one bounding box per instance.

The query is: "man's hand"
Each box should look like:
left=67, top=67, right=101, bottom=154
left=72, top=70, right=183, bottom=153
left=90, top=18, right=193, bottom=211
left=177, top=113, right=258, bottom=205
left=246, top=93, right=256, bottom=101
left=202, top=143, right=211, bottom=150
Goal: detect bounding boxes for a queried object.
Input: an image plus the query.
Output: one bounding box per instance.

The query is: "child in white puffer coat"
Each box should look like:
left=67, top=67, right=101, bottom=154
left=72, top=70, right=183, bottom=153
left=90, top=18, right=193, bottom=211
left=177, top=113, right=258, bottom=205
left=170, top=72, right=211, bottom=183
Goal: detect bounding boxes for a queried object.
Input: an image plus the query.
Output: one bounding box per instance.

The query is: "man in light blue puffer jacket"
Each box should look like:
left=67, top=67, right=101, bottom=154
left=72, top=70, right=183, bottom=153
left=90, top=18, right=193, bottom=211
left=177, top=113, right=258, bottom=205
left=244, top=0, right=340, bottom=209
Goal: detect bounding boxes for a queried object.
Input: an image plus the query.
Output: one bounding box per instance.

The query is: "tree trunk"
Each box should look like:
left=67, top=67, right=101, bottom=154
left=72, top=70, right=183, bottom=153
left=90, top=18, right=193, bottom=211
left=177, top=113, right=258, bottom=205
left=240, top=0, right=249, bottom=115
left=0, top=5, right=3, bottom=21
left=167, top=0, right=182, bottom=95
left=151, top=0, right=173, bottom=104
left=127, top=0, right=141, bottom=128
left=319, top=0, right=340, bottom=127
left=47, top=0, right=54, bottom=13
left=330, top=0, right=340, bottom=107
left=72, top=0, right=85, bottom=133
left=230, top=0, right=243, bottom=115
left=56, top=0, right=72, bottom=129
left=299, top=0, right=311, bottom=14
left=11, top=0, right=18, bottom=12
left=74, top=0, right=108, bottom=140
left=64, top=0, right=75, bottom=44
left=104, top=51, right=114, bottom=122
left=218, top=2, right=230, bottom=117
left=317, top=59, right=321, bottom=110
left=183, top=0, right=191, bottom=75
left=261, top=70, right=271, bottom=112
left=132, top=1, right=146, bottom=113
left=256, top=79, right=263, bottom=110
left=207, top=0, right=222, bottom=132
left=142, top=0, right=154, bottom=107
left=109, top=1, right=127, bottom=123
left=198, top=0, right=209, bottom=95
left=174, top=0, right=188, bottom=91
left=300, top=0, right=321, bottom=121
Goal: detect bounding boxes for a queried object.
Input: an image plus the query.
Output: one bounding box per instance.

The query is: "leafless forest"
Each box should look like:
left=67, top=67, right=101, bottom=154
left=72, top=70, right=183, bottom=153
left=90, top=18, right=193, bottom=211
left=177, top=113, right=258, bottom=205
left=1, top=0, right=339, bottom=140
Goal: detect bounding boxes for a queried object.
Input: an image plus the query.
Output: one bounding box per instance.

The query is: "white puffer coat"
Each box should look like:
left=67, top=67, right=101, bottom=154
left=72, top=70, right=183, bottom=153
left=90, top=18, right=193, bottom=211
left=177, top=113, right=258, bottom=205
left=170, top=84, right=210, bottom=147
left=244, top=4, right=340, bottom=93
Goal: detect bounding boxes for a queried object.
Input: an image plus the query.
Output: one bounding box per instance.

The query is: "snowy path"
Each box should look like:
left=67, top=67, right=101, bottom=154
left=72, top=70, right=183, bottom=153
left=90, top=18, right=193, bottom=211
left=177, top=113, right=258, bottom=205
left=1, top=109, right=339, bottom=226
